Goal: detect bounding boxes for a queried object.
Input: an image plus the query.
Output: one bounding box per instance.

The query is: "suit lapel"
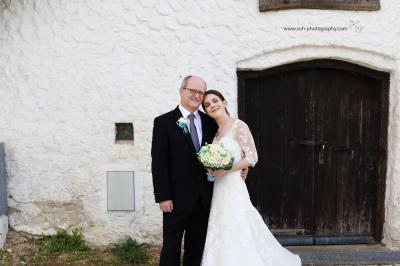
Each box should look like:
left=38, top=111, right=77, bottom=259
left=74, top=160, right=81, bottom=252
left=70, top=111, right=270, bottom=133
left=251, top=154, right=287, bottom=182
left=173, top=106, right=197, bottom=153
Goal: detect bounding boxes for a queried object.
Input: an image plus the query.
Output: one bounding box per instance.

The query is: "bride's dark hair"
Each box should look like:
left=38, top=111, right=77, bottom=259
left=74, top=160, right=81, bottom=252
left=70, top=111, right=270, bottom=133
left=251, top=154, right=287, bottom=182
left=202, top=89, right=230, bottom=116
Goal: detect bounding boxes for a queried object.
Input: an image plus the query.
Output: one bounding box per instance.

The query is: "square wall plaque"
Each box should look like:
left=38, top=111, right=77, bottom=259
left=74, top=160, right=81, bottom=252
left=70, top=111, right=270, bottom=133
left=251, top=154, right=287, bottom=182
left=259, top=0, right=380, bottom=11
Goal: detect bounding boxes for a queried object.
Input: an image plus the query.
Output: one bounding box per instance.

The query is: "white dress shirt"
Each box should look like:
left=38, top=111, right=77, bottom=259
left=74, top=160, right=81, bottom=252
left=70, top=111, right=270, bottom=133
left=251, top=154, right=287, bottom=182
left=179, top=105, right=203, bottom=145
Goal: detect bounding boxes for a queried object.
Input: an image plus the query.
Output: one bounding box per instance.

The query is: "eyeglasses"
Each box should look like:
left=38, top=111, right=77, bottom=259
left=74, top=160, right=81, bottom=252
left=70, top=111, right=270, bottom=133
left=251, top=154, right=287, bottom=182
left=183, top=87, right=206, bottom=97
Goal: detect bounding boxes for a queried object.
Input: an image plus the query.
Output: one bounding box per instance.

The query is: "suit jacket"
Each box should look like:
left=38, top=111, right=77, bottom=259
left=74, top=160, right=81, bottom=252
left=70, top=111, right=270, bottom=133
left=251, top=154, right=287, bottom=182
left=151, top=106, right=218, bottom=211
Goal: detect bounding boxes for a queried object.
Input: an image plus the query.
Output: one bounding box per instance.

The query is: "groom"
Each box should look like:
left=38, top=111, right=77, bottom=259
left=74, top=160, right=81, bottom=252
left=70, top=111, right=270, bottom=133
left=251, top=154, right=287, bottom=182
left=151, top=76, right=218, bottom=266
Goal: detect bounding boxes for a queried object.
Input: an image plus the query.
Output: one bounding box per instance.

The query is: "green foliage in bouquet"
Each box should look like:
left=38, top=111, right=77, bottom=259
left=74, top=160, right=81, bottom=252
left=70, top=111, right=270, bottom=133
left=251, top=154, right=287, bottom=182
left=197, top=143, right=234, bottom=170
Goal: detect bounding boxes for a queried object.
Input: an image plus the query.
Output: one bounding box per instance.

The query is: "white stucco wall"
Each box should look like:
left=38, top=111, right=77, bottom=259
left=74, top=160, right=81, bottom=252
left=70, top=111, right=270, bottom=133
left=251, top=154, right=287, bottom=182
left=1, top=0, right=400, bottom=247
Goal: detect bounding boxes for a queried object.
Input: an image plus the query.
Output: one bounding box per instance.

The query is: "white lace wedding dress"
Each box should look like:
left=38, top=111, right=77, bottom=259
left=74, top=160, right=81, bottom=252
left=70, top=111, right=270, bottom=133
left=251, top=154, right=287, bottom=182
left=201, top=119, right=301, bottom=266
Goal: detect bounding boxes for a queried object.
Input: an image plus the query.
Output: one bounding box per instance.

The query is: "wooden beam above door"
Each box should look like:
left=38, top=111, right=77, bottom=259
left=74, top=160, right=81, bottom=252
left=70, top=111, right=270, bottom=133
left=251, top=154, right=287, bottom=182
left=259, top=0, right=381, bottom=12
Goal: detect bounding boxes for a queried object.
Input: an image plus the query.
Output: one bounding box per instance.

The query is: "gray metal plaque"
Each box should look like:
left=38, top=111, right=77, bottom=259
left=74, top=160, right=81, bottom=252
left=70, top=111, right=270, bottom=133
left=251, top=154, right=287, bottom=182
left=0, top=143, right=7, bottom=215
left=107, top=171, right=135, bottom=211
left=259, top=0, right=380, bottom=11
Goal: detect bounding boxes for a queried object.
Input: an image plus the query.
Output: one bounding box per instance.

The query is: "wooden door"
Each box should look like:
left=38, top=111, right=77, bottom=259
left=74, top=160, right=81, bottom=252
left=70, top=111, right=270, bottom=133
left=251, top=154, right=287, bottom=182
left=238, top=60, right=389, bottom=245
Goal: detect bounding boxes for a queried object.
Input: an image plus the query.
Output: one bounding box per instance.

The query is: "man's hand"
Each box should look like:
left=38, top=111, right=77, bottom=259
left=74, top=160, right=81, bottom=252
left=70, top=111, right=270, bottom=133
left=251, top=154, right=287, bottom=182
left=159, top=200, right=173, bottom=212
left=240, top=167, right=249, bottom=180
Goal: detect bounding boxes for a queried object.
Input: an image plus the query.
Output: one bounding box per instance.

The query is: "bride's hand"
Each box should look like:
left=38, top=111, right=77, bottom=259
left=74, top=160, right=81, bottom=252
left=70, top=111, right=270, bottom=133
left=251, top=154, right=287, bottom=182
left=207, top=169, right=228, bottom=179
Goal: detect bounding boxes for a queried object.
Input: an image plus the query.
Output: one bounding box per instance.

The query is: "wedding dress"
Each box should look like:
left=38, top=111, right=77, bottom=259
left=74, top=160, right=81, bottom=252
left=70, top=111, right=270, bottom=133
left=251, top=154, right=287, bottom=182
left=201, top=119, right=301, bottom=266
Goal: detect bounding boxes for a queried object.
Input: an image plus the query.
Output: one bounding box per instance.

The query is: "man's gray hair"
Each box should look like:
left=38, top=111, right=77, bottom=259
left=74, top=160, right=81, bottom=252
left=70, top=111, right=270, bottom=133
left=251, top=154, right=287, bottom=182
left=180, top=75, right=207, bottom=91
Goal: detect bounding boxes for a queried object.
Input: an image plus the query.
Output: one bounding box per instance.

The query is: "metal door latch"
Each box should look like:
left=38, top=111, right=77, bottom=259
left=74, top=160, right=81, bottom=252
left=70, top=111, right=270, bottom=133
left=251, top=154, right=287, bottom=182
left=319, top=144, right=325, bottom=165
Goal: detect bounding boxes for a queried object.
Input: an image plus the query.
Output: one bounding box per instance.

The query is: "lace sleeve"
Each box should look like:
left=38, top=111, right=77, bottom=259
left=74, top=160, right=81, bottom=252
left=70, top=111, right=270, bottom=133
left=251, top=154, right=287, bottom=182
left=233, top=120, right=258, bottom=167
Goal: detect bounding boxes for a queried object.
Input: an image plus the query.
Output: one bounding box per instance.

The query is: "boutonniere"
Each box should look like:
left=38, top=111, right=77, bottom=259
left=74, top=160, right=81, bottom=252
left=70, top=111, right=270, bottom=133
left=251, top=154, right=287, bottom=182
left=176, top=117, right=189, bottom=134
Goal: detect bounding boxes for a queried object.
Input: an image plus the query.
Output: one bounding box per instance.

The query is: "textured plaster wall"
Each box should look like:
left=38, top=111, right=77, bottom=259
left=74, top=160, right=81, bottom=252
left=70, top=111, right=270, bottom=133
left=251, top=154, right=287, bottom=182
left=0, top=0, right=400, bottom=247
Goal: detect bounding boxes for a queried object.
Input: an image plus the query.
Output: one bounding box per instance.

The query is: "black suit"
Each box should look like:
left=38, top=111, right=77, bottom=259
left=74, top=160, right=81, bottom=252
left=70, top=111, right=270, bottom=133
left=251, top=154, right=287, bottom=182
left=152, top=106, right=217, bottom=266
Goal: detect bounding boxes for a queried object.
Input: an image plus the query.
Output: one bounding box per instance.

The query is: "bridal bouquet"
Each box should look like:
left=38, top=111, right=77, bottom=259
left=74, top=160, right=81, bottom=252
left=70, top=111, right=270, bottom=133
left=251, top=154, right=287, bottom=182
left=197, top=143, right=234, bottom=182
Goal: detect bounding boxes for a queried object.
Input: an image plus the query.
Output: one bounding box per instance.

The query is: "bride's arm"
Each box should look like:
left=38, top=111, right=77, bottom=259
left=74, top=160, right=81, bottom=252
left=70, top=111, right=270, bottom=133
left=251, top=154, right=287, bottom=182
left=235, top=120, right=258, bottom=166
left=208, top=120, right=258, bottom=178
left=208, top=158, right=251, bottom=178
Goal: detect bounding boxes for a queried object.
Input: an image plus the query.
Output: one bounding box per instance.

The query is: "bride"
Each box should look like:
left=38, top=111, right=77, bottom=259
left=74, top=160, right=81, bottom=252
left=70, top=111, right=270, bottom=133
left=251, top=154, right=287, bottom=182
left=201, top=90, right=301, bottom=266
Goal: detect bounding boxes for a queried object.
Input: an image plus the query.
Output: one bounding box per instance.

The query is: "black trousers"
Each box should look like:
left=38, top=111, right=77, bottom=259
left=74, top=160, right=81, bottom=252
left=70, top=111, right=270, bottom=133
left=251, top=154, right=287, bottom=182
left=160, top=200, right=210, bottom=266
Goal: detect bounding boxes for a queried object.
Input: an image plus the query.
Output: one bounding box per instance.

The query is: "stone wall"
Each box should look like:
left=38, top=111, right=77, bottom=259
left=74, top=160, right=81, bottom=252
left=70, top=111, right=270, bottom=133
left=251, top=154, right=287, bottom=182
left=0, top=0, right=399, bottom=247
